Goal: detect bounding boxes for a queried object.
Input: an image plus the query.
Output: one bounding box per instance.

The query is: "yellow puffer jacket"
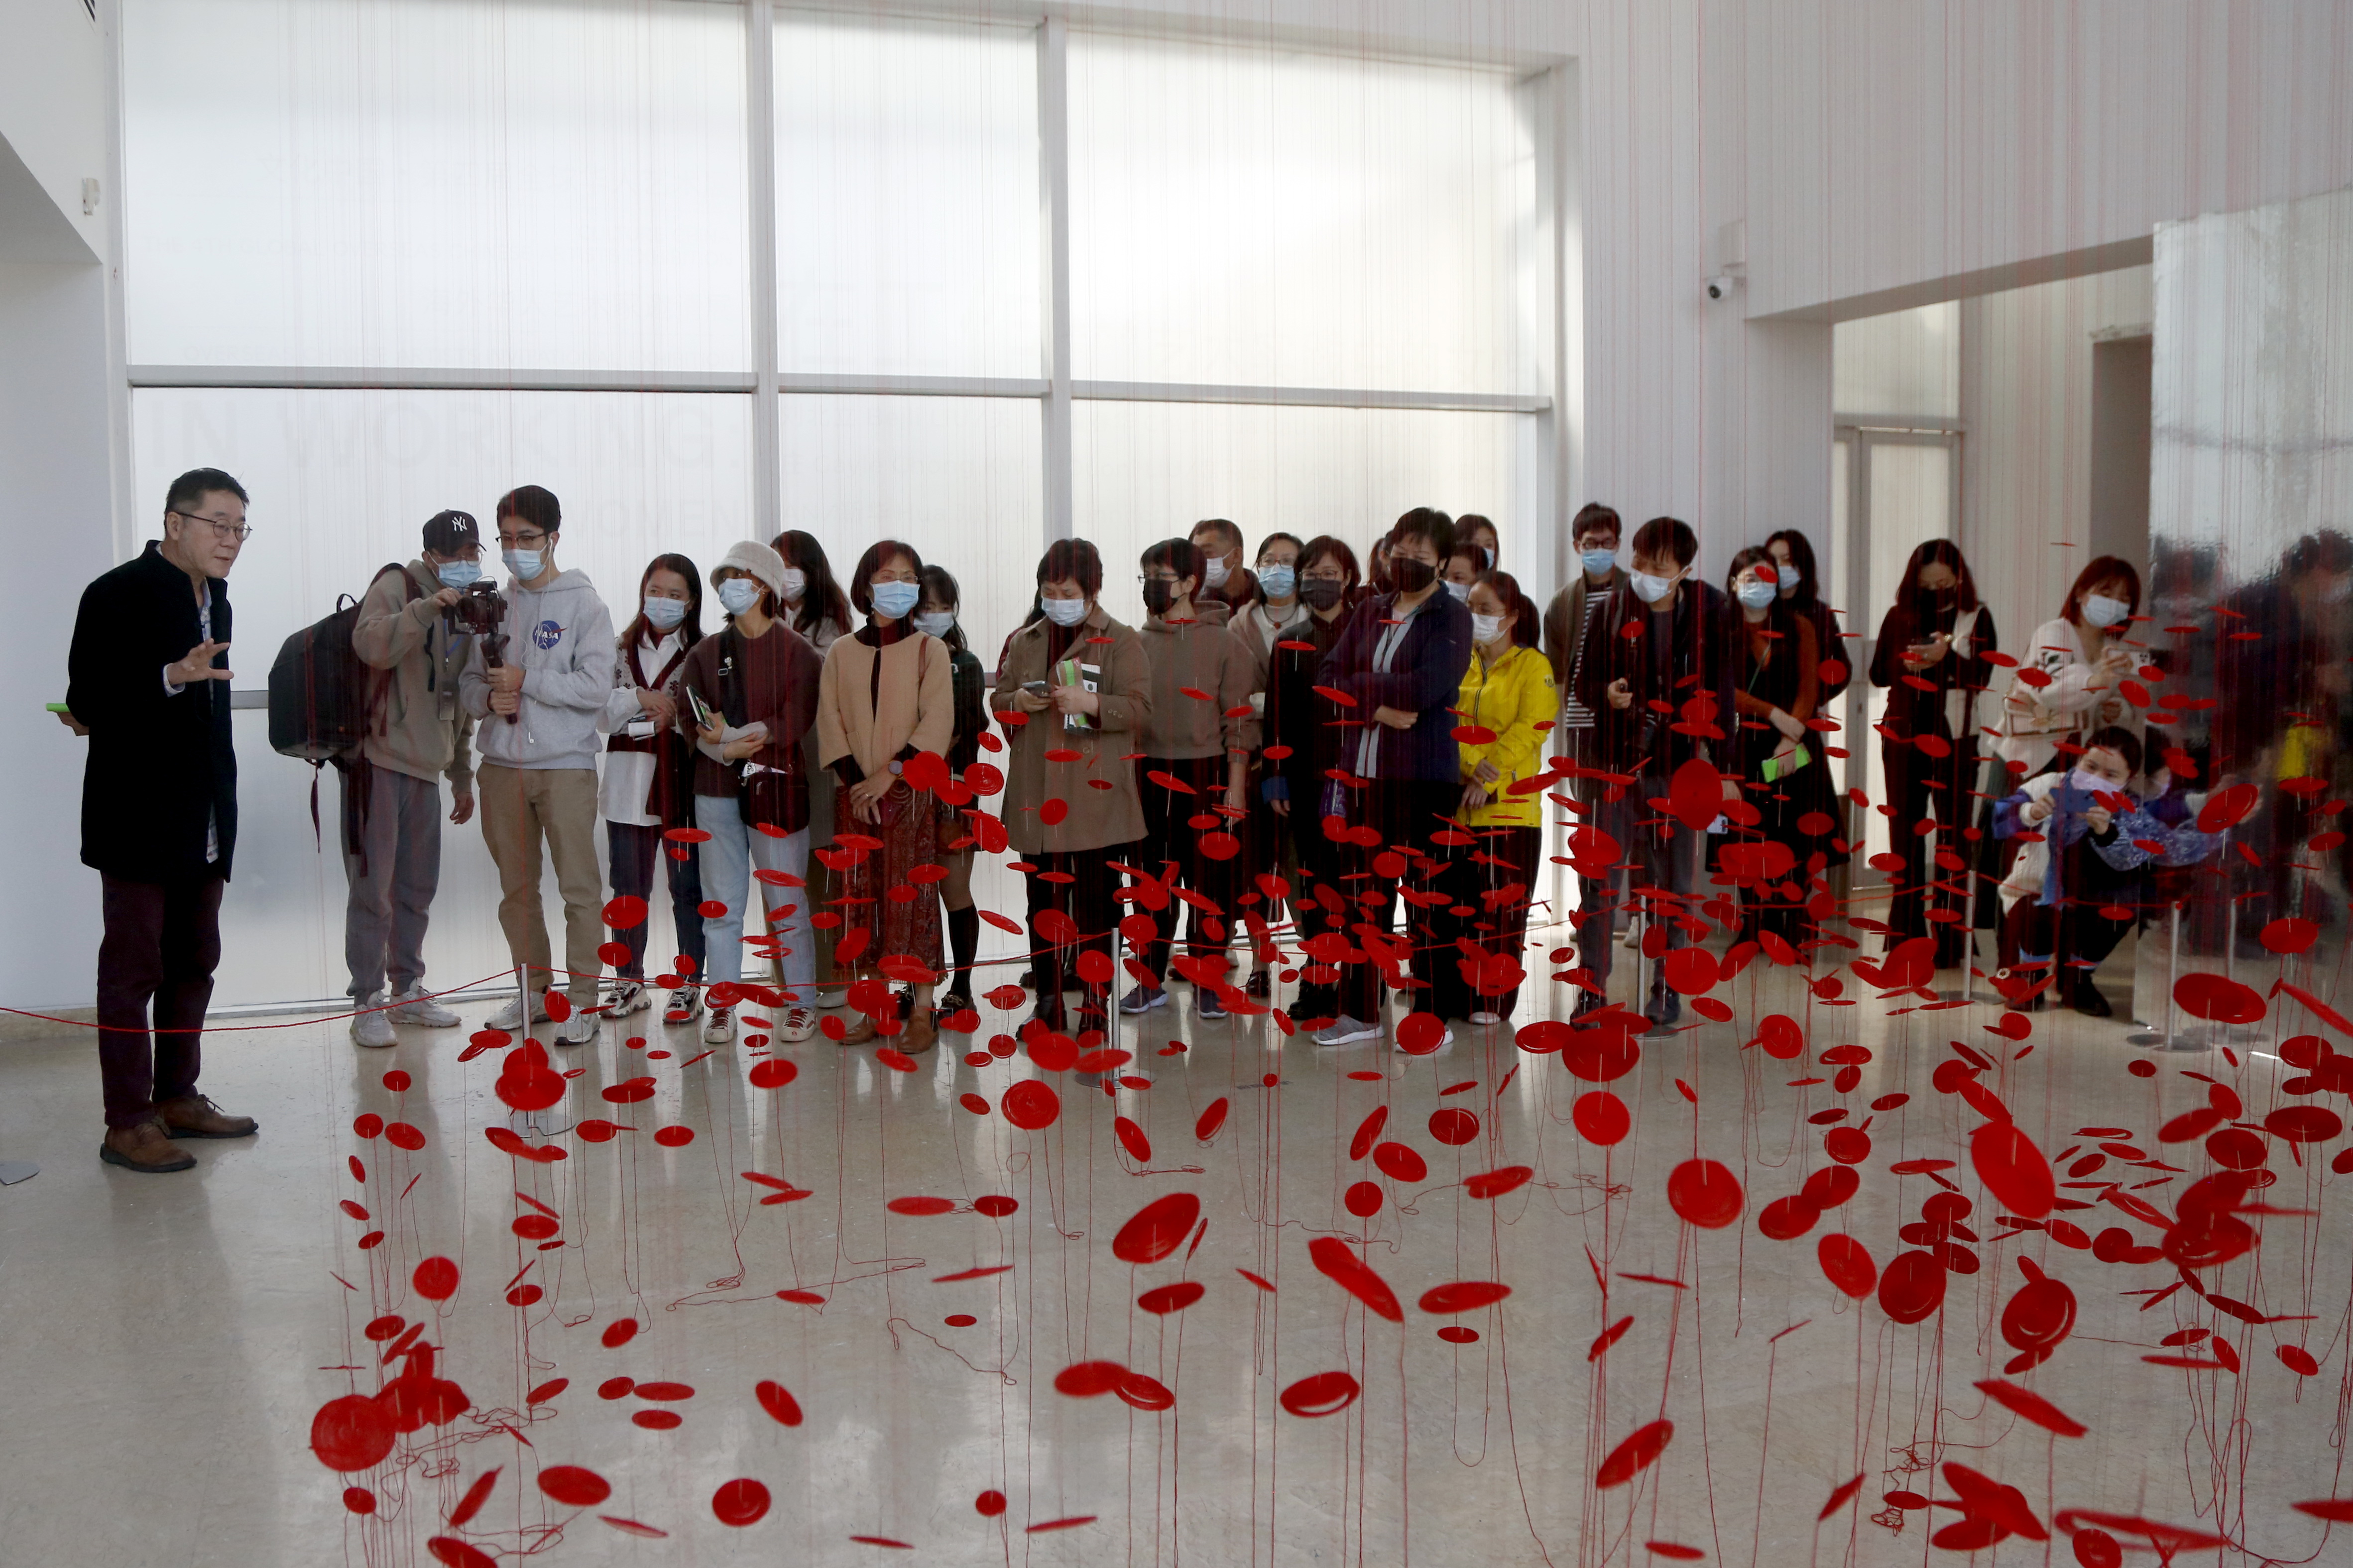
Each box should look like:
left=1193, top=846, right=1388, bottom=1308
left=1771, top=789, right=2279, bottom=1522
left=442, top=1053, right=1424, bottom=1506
left=1456, top=643, right=1558, bottom=827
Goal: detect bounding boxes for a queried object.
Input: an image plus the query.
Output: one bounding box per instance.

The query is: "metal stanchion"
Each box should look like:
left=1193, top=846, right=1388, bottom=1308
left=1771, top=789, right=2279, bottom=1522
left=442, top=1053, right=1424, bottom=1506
left=2126, top=900, right=2207, bottom=1052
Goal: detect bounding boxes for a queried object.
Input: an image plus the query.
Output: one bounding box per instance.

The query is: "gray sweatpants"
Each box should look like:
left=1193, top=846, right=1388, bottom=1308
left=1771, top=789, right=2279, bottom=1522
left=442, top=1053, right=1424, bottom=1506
left=343, top=764, right=444, bottom=999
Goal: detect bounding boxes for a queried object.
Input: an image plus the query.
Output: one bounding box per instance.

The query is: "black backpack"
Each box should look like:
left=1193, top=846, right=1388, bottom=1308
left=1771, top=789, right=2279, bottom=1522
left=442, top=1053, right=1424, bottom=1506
left=268, top=563, right=416, bottom=761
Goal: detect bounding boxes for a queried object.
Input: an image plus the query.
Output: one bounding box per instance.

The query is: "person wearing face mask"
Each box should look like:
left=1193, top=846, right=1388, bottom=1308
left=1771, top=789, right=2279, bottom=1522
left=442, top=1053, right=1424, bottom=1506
left=1574, top=516, right=1739, bottom=1027
left=1223, top=533, right=1306, bottom=999
left=913, top=565, right=988, bottom=1020
left=341, top=509, right=483, bottom=1048
left=1435, top=570, right=1555, bottom=1027
left=1120, top=539, right=1257, bottom=1022
left=816, top=542, right=955, bottom=1052
left=460, top=486, right=618, bottom=1047
left=1187, top=518, right=1255, bottom=625
left=767, top=530, right=855, bottom=1008
left=1997, top=557, right=2142, bottom=782
left=993, top=540, right=1153, bottom=1036
left=1458, top=515, right=1500, bottom=571
left=1264, top=537, right=1361, bottom=1023
left=1993, top=725, right=2221, bottom=1016
left=1309, top=508, right=1475, bottom=1048
left=1441, top=544, right=1482, bottom=603
left=596, top=553, right=713, bottom=1031
left=1866, top=539, right=2000, bottom=967
left=1722, top=547, right=1822, bottom=946
left=1542, top=504, right=1629, bottom=934
left=677, top=541, right=824, bottom=1047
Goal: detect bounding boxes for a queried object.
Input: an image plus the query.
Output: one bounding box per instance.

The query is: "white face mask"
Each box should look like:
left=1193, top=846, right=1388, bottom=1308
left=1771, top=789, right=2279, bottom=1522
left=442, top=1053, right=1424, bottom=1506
left=1630, top=570, right=1676, bottom=604
left=1041, top=595, right=1088, bottom=628
left=1202, top=554, right=1230, bottom=590
left=2081, top=593, right=2130, bottom=629
left=1471, top=612, right=1505, bottom=646
left=779, top=566, right=807, bottom=603
left=2068, top=768, right=2122, bottom=800
left=1444, top=580, right=1471, bottom=601
left=914, top=611, right=955, bottom=639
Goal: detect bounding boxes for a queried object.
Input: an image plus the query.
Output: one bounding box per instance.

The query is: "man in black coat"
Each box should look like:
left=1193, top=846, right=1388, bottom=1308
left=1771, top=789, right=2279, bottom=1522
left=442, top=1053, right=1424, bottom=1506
left=66, top=467, right=259, bottom=1173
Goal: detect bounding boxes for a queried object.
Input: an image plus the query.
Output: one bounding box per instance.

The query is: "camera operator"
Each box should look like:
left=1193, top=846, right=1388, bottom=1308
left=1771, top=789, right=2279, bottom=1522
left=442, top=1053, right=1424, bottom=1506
left=460, top=486, right=616, bottom=1045
left=343, top=510, right=483, bottom=1047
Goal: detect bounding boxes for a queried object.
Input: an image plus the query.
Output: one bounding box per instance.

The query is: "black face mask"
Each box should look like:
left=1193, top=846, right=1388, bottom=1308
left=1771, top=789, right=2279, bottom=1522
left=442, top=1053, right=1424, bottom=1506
left=1299, top=578, right=1346, bottom=610
left=1142, top=579, right=1178, bottom=616
left=1390, top=557, right=1436, bottom=594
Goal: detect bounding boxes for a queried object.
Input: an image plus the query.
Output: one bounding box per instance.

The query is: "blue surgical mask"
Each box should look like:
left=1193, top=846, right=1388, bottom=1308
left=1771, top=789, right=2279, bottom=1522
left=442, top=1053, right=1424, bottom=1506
left=716, top=578, right=761, bottom=617
left=1258, top=564, right=1296, bottom=601
left=502, top=548, right=543, bottom=581
left=1630, top=570, right=1676, bottom=604
left=1444, top=580, right=1471, bottom=601
left=1736, top=579, right=1777, bottom=610
left=642, top=595, right=687, bottom=630
left=1041, top=595, right=1089, bottom=628
left=1581, top=548, right=1617, bottom=578
left=870, top=581, right=920, bottom=621
left=437, top=560, right=482, bottom=591
left=914, top=611, right=956, bottom=639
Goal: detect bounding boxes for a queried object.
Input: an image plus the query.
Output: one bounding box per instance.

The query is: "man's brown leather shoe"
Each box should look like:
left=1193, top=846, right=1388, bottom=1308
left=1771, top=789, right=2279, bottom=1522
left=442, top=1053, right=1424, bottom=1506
left=836, top=1013, right=880, bottom=1046
left=100, top=1119, right=197, bottom=1174
left=156, top=1094, right=259, bottom=1139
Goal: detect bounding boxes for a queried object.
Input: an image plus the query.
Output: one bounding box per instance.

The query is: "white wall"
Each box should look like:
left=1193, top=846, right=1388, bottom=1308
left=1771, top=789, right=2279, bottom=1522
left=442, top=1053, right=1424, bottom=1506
left=0, top=0, right=112, bottom=264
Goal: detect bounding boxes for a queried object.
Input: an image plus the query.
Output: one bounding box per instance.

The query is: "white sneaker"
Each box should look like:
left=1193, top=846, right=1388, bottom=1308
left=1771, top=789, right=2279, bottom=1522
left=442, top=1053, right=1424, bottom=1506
left=778, top=1007, right=816, bottom=1042
left=815, top=988, right=847, bottom=1010
left=386, top=985, right=461, bottom=1028
left=554, top=1010, right=598, bottom=1048
left=1470, top=1010, right=1503, bottom=1026
left=606, top=981, right=651, bottom=1017
left=1312, top=1015, right=1382, bottom=1047
left=351, top=993, right=396, bottom=1049
left=663, top=986, right=703, bottom=1025
left=486, top=995, right=551, bottom=1032
left=703, top=1007, right=734, bottom=1046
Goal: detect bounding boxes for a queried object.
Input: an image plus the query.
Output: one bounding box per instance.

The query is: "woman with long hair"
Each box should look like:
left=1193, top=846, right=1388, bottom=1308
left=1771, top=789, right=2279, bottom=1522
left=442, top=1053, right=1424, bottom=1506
left=1435, top=567, right=1554, bottom=1026
left=598, top=554, right=710, bottom=1026
left=1223, top=531, right=1305, bottom=998
left=1867, top=538, right=1999, bottom=964
left=1761, top=527, right=1851, bottom=878
left=769, top=529, right=855, bottom=1008
left=1724, top=546, right=1822, bottom=944
left=1997, top=555, right=2141, bottom=781
left=914, top=564, right=989, bottom=1021
left=817, top=540, right=955, bottom=1051
left=992, top=539, right=1152, bottom=1035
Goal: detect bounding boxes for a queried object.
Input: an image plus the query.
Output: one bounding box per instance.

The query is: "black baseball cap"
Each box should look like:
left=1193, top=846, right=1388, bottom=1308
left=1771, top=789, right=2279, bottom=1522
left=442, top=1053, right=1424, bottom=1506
left=424, top=509, right=481, bottom=554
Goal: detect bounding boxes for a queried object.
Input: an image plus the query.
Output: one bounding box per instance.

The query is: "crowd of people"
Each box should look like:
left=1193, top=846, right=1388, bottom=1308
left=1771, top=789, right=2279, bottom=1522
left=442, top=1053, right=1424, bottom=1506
left=69, top=466, right=2236, bottom=1172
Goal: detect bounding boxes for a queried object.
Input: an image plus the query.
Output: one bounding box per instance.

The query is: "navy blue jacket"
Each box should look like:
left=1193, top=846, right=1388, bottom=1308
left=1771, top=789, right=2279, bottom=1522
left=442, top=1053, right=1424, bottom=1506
left=68, top=543, right=238, bottom=880
left=1315, top=587, right=1474, bottom=783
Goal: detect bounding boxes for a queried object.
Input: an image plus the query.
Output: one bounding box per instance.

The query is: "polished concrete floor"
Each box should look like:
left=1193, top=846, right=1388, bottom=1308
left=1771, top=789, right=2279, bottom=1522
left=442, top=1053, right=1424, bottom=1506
left=0, top=938, right=2346, bottom=1567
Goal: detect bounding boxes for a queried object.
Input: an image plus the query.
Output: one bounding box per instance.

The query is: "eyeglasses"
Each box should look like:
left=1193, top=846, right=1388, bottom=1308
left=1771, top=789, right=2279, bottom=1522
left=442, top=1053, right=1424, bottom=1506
left=1138, top=573, right=1183, bottom=586
left=497, top=531, right=548, bottom=548
left=172, top=511, right=253, bottom=543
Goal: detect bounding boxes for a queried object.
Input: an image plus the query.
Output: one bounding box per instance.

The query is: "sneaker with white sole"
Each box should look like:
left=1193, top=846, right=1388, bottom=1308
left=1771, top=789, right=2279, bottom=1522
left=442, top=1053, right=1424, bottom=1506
left=778, top=1007, right=816, bottom=1042
left=815, top=988, right=846, bottom=1010
left=1197, top=990, right=1229, bottom=1021
left=1396, top=1024, right=1455, bottom=1052
left=703, top=1007, right=733, bottom=1045
left=486, top=995, right=552, bottom=1032
left=387, top=985, right=461, bottom=1028
left=1119, top=985, right=1167, bottom=1015
left=351, top=993, right=396, bottom=1049
left=606, top=981, right=651, bottom=1017
left=1312, top=1015, right=1381, bottom=1047
left=554, top=1011, right=599, bottom=1048
left=1469, top=1010, right=1503, bottom=1026
left=663, top=986, right=703, bottom=1024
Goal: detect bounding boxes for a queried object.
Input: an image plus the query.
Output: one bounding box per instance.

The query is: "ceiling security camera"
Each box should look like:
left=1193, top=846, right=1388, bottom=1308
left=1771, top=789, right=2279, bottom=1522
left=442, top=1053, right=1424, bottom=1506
left=1706, top=274, right=1735, bottom=301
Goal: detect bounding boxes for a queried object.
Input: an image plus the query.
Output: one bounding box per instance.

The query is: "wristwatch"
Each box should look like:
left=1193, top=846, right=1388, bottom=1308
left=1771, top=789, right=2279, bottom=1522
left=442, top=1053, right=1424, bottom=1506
left=887, top=760, right=903, bottom=777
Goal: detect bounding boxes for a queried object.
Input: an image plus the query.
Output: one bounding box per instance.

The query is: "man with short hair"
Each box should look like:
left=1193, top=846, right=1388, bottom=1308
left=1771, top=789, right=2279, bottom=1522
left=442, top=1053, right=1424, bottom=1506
left=1545, top=503, right=1630, bottom=949
left=344, top=510, right=483, bottom=1047
left=67, top=467, right=261, bottom=1172
left=460, top=485, right=615, bottom=1045
left=1188, top=518, right=1255, bottom=625
left=1573, top=516, right=1738, bottom=1027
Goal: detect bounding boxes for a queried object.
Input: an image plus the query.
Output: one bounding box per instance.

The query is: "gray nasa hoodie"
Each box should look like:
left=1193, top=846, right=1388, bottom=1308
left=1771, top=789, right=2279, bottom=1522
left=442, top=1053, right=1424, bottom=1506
left=459, top=567, right=617, bottom=771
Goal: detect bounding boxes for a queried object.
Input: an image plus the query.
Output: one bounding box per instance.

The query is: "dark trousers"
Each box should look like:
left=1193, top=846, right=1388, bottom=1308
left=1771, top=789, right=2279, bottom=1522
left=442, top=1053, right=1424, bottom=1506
left=1882, top=738, right=1980, bottom=964
left=1576, top=773, right=1702, bottom=993
left=1432, top=824, right=1542, bottom=1019
left=1136, top=754, right=1232, bottom=986
left=1025, top=843, right=1133, bottom=1020
left=341, top=763, right=443, bottom=999
left=98, top=873, right=224, bottom=1129
left=1335, top=778, right=1458, bottom=1022
left=606, top=819, right=707, bottom=981
left=1287, top=786, right=1355, bottom=1020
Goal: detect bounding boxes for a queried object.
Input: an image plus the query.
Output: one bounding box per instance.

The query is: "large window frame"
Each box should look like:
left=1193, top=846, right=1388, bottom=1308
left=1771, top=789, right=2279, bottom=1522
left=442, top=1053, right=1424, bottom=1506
left=125, top=5, right=1569, bottom=567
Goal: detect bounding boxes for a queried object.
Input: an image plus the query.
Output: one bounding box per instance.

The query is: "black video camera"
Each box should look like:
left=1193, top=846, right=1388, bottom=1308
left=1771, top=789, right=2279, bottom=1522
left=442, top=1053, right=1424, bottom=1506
left=446, top=579, right=506, bottom=638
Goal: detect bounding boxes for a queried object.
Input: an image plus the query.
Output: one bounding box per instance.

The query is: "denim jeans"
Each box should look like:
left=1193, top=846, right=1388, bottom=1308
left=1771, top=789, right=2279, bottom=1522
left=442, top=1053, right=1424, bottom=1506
left=694, top=796, right=813, bottom=992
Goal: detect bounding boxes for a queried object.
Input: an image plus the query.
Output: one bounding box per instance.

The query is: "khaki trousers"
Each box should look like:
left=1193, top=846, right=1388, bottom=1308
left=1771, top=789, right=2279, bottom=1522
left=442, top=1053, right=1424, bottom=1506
left=478, top=763, right=603, bottom=1008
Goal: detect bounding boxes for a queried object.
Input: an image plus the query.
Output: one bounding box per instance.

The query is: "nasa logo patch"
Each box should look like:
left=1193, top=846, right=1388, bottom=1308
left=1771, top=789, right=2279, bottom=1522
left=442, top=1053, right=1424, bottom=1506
left=532, top=619, right=562, bottom=650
